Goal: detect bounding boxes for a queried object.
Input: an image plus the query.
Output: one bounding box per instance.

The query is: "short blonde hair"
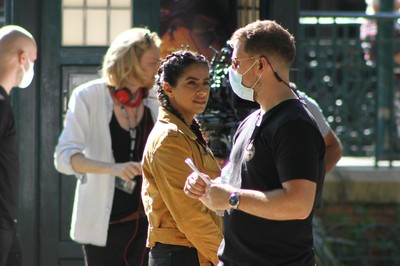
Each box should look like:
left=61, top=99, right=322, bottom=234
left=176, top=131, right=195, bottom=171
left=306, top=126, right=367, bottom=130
left=101, top=28, right=161, bottom=88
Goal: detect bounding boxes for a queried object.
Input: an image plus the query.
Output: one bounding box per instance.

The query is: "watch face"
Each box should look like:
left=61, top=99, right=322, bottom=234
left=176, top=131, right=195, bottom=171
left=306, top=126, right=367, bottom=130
left=229, top=192, right=240, bottom=207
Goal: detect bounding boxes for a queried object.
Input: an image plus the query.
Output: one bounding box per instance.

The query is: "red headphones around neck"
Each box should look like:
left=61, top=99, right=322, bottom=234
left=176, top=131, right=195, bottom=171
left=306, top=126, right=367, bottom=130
left=109, top=86, right=143, bottom=108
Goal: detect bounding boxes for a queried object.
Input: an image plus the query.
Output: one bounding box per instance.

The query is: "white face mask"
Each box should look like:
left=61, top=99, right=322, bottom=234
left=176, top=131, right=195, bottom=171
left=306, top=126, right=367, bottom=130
left=18, top=59, right=34, bottom=89
left=228, top=61, right=261, bottom=102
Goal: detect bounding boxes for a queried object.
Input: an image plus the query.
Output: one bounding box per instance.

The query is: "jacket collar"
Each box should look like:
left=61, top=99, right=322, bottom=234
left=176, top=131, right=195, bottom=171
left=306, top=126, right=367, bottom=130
left=158, top=107, right=197, bottom=141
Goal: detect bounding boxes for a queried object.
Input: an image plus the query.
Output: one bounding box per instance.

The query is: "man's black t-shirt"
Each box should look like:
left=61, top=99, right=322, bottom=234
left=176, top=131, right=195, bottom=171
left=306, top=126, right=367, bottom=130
left=219, top=99, right=326, bottom=266
left=0, top=86, right=19, bottom=229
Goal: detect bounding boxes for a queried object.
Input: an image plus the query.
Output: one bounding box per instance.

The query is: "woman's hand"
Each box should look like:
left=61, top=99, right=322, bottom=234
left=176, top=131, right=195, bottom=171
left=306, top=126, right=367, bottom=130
left=111, top=162, right=142, bottom=181
left=184, top=172, right=235, bottom=212
left=70, top=153, right=141, bottom=180
left=184, top=172, right=209, bottom=199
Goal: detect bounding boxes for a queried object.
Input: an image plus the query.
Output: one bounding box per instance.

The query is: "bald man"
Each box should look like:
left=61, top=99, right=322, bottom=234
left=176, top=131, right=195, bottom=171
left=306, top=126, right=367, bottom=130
left=0, top=25, right=37, bottom=266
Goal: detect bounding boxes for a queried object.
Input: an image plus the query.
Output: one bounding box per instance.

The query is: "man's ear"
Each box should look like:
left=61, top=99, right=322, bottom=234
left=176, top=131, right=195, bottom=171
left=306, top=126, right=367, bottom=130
left=17, top=50, right=27, bottom=64
left=259, top=57, right=267, bottom=71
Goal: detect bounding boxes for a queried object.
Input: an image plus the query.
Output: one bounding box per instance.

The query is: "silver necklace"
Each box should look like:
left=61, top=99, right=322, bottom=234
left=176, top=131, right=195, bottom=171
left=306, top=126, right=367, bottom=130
left=119, top=105, right=138, bottom=161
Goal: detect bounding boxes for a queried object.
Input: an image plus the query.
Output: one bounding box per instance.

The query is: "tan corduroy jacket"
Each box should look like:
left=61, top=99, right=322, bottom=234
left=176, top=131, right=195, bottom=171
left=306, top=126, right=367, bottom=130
left=142, top=107, right=223, bottom=266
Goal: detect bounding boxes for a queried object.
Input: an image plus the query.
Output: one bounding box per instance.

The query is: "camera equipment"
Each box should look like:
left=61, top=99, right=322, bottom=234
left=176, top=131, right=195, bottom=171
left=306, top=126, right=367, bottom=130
left=197, top=44, right=259, bottom=155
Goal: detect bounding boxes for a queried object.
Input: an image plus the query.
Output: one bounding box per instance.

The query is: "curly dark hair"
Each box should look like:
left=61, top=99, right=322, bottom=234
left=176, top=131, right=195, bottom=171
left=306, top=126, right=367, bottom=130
left=156, top=50, right=210, bottom=146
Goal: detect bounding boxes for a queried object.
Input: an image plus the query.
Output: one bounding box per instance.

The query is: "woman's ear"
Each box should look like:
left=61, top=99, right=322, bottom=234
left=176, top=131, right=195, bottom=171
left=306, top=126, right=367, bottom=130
left=163, top=82, right=174, bottom=97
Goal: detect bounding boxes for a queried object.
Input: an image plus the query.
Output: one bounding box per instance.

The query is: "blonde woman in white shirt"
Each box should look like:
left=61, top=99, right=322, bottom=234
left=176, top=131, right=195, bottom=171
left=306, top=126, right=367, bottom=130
left=54, top=28, right=161, bottom=266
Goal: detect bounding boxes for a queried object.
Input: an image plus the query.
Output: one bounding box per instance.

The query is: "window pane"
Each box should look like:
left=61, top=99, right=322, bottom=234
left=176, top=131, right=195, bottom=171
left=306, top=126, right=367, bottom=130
left=111, top=0, right=131, bottom=8
left=87, top=0, right=108, bottom=7
left=62, top=0, right=132, bottom=46
left=87, top=10, right=107, bottom=45
left=110, top=10, right=131, bottom=41
left=63, top=10, right=84, bottom=45
left=63, top=0, right=83, bottom=7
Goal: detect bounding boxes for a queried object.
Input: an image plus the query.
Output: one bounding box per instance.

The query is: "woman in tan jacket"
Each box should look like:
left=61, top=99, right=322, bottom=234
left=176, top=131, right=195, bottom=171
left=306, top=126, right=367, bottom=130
left=141, top=50, right=223, bottom=266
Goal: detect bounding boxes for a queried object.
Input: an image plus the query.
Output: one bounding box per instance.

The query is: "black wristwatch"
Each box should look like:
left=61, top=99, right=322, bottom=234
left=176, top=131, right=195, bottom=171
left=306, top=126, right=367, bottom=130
left=228, top=190, right=241, bottom=209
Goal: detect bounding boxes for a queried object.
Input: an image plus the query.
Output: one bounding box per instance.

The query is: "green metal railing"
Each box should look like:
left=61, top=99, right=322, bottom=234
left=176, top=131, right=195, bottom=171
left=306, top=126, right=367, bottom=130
left=298, top=11, right=400, bottom=165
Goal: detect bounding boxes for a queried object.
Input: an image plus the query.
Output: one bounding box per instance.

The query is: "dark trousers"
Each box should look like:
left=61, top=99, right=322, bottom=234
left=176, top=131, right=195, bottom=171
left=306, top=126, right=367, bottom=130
left=0, top=225, right=22, bottom=266
left=83, top=216, right=149, bottom=266
left=149, top=243, right=200, bottom=266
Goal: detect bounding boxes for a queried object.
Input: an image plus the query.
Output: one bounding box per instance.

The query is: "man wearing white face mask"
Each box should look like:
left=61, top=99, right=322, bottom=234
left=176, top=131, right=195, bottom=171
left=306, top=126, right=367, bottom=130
left=0, top=25, right=37, bottom=266
left=185, top=20, right=325, bottom=265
